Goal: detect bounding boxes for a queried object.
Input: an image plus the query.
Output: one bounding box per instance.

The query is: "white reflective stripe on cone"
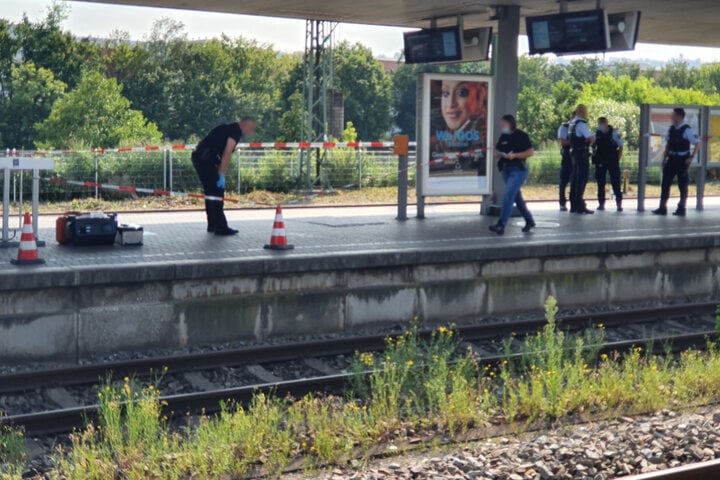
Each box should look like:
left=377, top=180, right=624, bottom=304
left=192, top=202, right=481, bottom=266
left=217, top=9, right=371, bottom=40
left=271, top=228, right=285, bottom=236
left=19, top=240, right=36, bottom=250
left=275, top=215, right=283, bottom=222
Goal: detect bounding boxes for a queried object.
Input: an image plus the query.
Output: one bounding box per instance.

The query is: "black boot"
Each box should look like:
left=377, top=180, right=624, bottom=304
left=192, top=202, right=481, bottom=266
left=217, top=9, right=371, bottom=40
left=652, top=207, right=667, bottom=215
left=489, top=223, right=505, bottom=236
left=522, top=221, right=536, bottom=233
left=616, top=201, right=623, bottom=213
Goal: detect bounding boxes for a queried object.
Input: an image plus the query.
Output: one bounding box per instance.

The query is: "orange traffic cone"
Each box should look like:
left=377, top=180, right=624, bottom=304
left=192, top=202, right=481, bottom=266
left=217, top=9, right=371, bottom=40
left=264, top=205, right=294, bottom=251
left=11, top=212, right=45, bottom=265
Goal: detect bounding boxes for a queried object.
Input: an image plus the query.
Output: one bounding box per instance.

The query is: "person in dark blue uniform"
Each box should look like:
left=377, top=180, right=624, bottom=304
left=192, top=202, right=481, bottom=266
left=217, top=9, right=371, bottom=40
left=192, top=117, right=257, bottom=235
left=653, top=108, right=700, bottom=216
left=557, top=112, right=574, bottom=211
left=569, top=105, right=595, bottom=214
left=592, top=117, right=624, bottom=212
left=489, top=114, right=535, bottom=236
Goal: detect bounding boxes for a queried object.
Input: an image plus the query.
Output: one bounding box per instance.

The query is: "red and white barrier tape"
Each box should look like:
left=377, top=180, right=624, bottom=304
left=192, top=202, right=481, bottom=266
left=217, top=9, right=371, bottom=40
left=45, top=178, right=241, bottom=204
left=12, top=141, right=409, bottom=157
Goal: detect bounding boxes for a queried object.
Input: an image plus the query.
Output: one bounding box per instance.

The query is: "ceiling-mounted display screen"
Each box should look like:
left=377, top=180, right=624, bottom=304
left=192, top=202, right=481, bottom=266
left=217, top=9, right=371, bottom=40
left=404, top=26, right=462, bottom=64
left=526, top=9, right=611, bottom=55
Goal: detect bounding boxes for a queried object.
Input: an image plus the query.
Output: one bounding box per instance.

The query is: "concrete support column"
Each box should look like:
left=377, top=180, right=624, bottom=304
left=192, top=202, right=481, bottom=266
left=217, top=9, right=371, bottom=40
left=483, top=5, right=520, bottom=215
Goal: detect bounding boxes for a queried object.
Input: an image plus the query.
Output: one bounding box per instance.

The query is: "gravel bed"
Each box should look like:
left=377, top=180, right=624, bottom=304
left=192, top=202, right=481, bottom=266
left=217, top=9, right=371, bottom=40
left=0, top=390, right=57, bottom=416
left=302, top=405, right=720, bottom=480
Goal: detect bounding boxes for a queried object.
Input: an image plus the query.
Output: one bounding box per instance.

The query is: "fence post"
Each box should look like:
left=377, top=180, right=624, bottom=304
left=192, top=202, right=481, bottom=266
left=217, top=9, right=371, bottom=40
left=357, top=148, right=363, bottom=189
left=637, top=104, right=650, bottom=212
left=169, top=149, right=174, bottom=192
left=237, top=150, right=242, bottom=195
left=697, top=106, right=710, bottom=211
left=163, top=149, right=167, bottom=191
left=94, top=151, right=99, bottom=199
left=395, top=135, right=409, bottom=221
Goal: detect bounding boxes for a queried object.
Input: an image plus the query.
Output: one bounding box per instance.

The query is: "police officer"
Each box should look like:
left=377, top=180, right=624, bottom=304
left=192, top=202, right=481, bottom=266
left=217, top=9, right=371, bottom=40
left=192, top=117, right=257, bottom=235
left=652, top=108, right=700, bottom=216
left=593, top=117, right=624, bottom=212
left=489, top=114, right=536, bottom=236
left=557, top=112, right=574, bottom=211
left=569, top=105, right=595, bottom=214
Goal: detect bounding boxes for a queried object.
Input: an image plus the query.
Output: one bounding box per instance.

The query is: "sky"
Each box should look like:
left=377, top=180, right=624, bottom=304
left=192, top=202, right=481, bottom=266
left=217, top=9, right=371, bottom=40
left=4, top=0, right=720, bottom=63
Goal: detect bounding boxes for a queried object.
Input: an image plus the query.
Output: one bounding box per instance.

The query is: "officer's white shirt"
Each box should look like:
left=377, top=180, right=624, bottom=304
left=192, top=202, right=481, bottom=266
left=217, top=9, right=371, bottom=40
left=665, top=122, right=699, bottom=147
left=571, top=117, right=593, bottom=139
left=557, top=124, right=569, bottom=140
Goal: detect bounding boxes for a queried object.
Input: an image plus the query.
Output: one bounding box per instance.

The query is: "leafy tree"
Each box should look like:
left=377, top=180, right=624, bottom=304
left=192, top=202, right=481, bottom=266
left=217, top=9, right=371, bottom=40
left=605, top=60, right=642, bottom=80
left=0, top=62, right=66, bottom=149
left=333, top=41, right=392, bottom=140
left=517, top=86, right=556, bottom=146
left=654, top=60, right=694, bottom=90
left=35, top=71, right=161, bottom=148
left=277, top=90, right=304, bottom=142
left=12, top=2, right=101, bottom=88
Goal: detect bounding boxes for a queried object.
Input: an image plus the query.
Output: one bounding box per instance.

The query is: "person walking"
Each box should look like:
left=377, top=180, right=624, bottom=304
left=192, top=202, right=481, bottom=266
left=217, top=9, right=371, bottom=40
left=593, top=117, right=624, bottom=212
left=192, top=117, right=257, bottom=235
left=568, top=105, right=595, bottom=214
left=652, top=108, right=701, bottom=216
left=489, top=114, right=536, bottom=236
left=558, top=112, right=574, bottom=211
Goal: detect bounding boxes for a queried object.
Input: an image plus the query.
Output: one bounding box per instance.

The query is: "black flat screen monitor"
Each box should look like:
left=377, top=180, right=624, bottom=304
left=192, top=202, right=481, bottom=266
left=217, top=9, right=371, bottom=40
left=527, top=9, right=610, bottom=55
left=404, top=26, right=462, bottom=64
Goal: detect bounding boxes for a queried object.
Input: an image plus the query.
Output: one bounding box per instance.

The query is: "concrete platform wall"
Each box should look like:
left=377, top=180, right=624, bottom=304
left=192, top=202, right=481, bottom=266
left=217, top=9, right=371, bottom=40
left=2, top=237, right=720, bottom=363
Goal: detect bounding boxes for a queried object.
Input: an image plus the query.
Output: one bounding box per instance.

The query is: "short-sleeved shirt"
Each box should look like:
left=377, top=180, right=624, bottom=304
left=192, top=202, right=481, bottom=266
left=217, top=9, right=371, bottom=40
left=571, top=117, right=593, bottom=139
left=195, top=123, right=244, bottom=164
left=496, top=129, right=533, bottom=169
left=596, top=128, right=624, bottom=147
left=664, top=123, right=699, bottom=146
left=557, top=124, right=569, bottom=141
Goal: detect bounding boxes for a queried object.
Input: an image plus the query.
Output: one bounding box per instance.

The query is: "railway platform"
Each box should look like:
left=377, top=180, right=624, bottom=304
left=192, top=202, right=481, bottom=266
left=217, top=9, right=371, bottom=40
left=1, top=198, right=719, bottom=364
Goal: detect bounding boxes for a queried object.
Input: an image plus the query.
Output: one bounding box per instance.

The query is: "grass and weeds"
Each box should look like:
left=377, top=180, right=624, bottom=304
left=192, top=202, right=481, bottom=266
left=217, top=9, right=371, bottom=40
left=3, top=297, right=720, bottom=478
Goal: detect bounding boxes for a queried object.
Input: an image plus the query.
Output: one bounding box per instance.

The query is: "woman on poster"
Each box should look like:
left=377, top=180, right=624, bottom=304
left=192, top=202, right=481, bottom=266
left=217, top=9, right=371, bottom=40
left=430, top=79, right=488, bottom=175
left=489, top=114, right=536, bottom=236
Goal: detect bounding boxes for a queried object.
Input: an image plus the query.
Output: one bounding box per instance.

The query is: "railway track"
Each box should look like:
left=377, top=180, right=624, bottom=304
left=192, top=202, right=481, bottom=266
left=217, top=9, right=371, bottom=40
left=1, top=301, right=717, bottom=436
left=618, top=458, right=720, bottom=480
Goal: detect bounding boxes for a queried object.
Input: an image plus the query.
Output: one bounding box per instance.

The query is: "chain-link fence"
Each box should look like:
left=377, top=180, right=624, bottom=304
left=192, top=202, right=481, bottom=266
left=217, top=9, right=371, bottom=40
left=5, top=146, right=706, bottom=204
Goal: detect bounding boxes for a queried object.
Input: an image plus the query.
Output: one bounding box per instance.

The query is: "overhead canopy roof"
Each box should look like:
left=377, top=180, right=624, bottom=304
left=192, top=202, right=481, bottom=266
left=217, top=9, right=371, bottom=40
left=75, top=0, right=720, bottom=48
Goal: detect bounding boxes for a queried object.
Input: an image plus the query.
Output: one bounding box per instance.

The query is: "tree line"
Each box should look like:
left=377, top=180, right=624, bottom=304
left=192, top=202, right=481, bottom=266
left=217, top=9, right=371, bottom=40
left=2, top=4, right=720, bottom=150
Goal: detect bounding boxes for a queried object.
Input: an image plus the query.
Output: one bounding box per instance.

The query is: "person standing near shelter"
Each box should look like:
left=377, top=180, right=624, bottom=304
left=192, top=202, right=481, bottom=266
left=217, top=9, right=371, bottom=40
left=593, top=117, right=624, bottom=212
left=192, top=117, right=257, bottom=235
left=568, top=105, right=595, bottom=214
left=489, top=114, right=535, bottom=236
left=557, top=112, right=574, bottom=211
left=652, top=108, right=701, bottom=216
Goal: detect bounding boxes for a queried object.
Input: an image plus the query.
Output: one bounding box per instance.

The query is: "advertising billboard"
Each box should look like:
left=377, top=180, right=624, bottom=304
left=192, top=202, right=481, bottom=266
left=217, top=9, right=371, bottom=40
left=418, top=73, right=493, bottom=196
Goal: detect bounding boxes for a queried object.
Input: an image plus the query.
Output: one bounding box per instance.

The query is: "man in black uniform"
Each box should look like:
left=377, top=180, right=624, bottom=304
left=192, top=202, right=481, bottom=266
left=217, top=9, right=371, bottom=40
left=557, top=112, right=574, bottom=211
left=592, top=117, right=624, bottom=212
left=192, top=117, right=257, bottom=235
left=568, top=105, right=595, bottom=214
left=652, top=108, right=700, bottom=216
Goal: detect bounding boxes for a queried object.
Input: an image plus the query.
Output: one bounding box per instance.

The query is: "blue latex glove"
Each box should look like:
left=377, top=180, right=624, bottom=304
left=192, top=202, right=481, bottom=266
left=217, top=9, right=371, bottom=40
left=216, top=173, right=225, bottom=189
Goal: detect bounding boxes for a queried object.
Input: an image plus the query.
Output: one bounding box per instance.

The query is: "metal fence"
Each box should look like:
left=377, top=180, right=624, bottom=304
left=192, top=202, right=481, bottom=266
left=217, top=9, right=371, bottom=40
left=3, top=147, right=682, bottom=203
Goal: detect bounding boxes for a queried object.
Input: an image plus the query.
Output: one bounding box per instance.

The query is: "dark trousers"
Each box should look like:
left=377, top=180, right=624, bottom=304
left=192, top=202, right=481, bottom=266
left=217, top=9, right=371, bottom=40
left=192, top=155, right=228, bottom=231
left=660, top=156, right=690, bottom=210
left=559, top=153, right=572, bottom=206
left=569, top=150, right=590, bottom=212
left=595, top=160, right=623, bottom=206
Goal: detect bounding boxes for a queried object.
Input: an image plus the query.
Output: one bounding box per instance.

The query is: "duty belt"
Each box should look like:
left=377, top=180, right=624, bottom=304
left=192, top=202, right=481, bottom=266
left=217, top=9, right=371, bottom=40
left=669, top=151, right=690, bottom=156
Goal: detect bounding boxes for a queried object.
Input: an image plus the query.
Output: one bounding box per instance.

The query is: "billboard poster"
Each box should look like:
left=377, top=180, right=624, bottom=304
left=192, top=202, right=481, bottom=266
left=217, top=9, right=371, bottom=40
left=710, top=109, right=720, bottom=164
left=418, top=73, right=493, bottom=196
left=647, top=106, right=701, bottom=166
